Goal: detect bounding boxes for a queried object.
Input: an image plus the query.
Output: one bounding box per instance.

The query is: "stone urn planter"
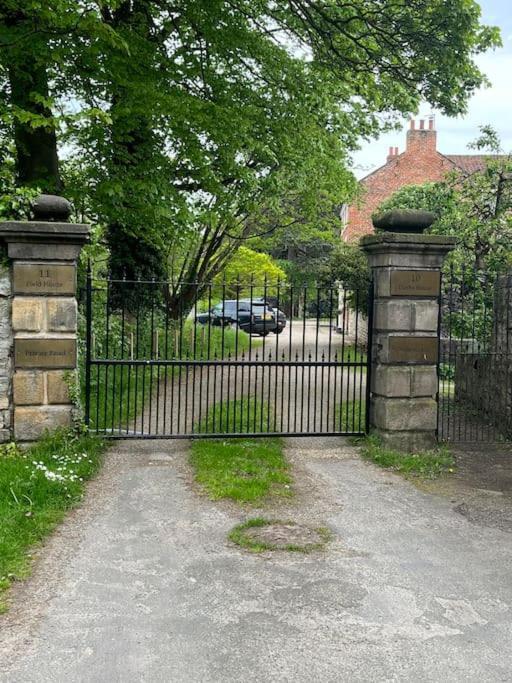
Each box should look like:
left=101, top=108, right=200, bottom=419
left=372, top=208, right=436, bottom=234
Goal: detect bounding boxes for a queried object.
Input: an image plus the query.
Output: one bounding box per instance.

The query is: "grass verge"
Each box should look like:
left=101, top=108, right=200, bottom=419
left=228, top=518, right=331, bottom=553
left=359, top=435, right=455, bottom=479
left=189, top=398, right=291, bottom=503
left=0, top=429, right=106, bottom=612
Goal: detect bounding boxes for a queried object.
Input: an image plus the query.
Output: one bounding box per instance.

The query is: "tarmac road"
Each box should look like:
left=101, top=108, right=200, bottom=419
left=1, top=437, right=511, bottom=682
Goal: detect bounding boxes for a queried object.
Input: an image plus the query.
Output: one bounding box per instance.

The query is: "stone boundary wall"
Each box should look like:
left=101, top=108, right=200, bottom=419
left=337, top=307, right=369, bottom=347
left=0, top=263, right=12, bottom=442
left=453, top=276, right=512, bottom=438
left=455, top=355, right=512, bottom=438
left=336, top=288, right=369, bottom=347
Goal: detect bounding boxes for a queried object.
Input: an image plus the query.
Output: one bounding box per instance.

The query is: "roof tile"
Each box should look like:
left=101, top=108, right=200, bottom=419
left=445, top=155, right=502, bottom=173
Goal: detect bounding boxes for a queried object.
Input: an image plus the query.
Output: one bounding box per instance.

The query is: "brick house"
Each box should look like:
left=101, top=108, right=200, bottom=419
left=342, top=117, right=490, bottom=242
left=338, top=117, right=490, bottom=337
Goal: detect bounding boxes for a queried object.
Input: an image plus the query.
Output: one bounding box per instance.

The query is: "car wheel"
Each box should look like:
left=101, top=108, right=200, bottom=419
left=260, top=330, right=270, bottom=337
left=274, top=328, right=284, bottom=334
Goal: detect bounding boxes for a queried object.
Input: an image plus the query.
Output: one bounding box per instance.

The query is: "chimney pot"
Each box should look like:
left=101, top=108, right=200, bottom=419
left=394, top=147, right=399, bottom=155
left=410, top=119, right=415, bottom=130
left=419, top=119, right=425, bottom=130
left=429, top=117, right=434, bottom=130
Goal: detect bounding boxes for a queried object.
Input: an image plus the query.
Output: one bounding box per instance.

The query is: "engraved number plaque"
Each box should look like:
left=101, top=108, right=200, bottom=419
left=13, top=264, right=76, bottom=295
left=390, top=270, right=440, bottom=297
left=388, top=336, right=438, bottom=363
left=15, top=339, right=76, bottom=368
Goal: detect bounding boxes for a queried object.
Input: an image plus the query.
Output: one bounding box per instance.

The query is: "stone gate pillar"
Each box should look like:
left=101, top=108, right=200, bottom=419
left=0, top=195, right=89, bottom=441
left=361, top=215, right=455, bottom=451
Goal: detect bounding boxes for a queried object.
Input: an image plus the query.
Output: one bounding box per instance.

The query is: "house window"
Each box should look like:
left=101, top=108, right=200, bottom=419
left=339, top=203, right=349, bottom=226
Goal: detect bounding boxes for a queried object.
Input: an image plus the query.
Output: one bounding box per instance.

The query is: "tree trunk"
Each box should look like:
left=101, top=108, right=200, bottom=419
left=103, top=1, right=165, bottom=287
left=6, top=14, right=61, bottom=192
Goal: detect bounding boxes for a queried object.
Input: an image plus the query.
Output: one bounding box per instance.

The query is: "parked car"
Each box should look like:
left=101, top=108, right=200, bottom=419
left=253, top=298, right=287, bottom=334
left=196, top=299, right=277, bottom=336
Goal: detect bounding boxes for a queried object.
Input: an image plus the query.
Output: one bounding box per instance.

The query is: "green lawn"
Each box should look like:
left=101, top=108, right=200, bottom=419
left=0, top=430, right=106, bottom=612
left=189, top=398, right=292, bottom=503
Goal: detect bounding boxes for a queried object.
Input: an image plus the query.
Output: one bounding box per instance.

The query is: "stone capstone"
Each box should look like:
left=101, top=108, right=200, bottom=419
left=31, top=194, right=72, bottom=222
left=372, top=208, right=436, bottom=233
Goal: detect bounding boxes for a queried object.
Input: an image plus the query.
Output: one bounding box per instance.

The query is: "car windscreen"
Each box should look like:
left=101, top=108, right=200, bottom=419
left=239, top=302, right=272, bottom=312
left=212, top=302, right=236, bottom=313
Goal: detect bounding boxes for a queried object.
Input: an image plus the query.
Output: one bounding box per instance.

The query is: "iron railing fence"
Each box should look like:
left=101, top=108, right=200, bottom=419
left=438, top=266, right=512, bottom=442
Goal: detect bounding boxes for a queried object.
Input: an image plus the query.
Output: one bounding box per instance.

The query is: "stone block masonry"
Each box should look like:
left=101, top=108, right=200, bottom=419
left=454, top=355, right=512, bottom=438
left=0, top=196, right=89, bottom=442
left=11, top=295, right=77, bottom=439
left=0, top=264, right=12, bottom=442
left=362, top=232, right=455, bottom=451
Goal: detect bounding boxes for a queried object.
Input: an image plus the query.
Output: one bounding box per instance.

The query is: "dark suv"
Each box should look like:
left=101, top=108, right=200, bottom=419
left=252, top=298, right=287, bottom=334
left=196, top=300, right=277, bottom=336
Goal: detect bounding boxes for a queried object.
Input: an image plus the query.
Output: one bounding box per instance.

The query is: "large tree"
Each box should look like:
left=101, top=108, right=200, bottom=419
left=0, top=1, right=501, bottom=312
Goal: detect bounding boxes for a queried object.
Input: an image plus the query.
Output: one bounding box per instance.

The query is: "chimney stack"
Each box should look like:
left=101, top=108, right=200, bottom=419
left=406, top=117, right=437, bottom=154
left=386, top=146, right=399, bottom=163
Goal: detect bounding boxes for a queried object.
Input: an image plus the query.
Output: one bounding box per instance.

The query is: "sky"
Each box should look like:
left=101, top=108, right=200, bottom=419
left=351, top=0, right=512, bottom=179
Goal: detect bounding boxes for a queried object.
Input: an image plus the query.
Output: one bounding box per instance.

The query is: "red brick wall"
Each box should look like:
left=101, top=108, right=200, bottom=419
left=344, top=121, right=455, bottom=241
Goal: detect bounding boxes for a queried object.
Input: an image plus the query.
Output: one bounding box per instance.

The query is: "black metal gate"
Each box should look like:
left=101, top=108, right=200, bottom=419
left=438, top=267, right=512, bottom=442
left=84, top=269, right=371, bottom=439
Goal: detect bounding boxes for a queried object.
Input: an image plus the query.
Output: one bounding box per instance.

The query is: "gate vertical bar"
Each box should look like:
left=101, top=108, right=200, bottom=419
left=365, top=279, right=374, bottom=435
left=85, top=261, right=92, bottom=429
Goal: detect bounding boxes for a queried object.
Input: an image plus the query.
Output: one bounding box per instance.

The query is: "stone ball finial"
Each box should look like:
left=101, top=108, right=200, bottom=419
left=32, top=194, right=72, bottom=222
left=372, top=208, right=436, bottom=234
